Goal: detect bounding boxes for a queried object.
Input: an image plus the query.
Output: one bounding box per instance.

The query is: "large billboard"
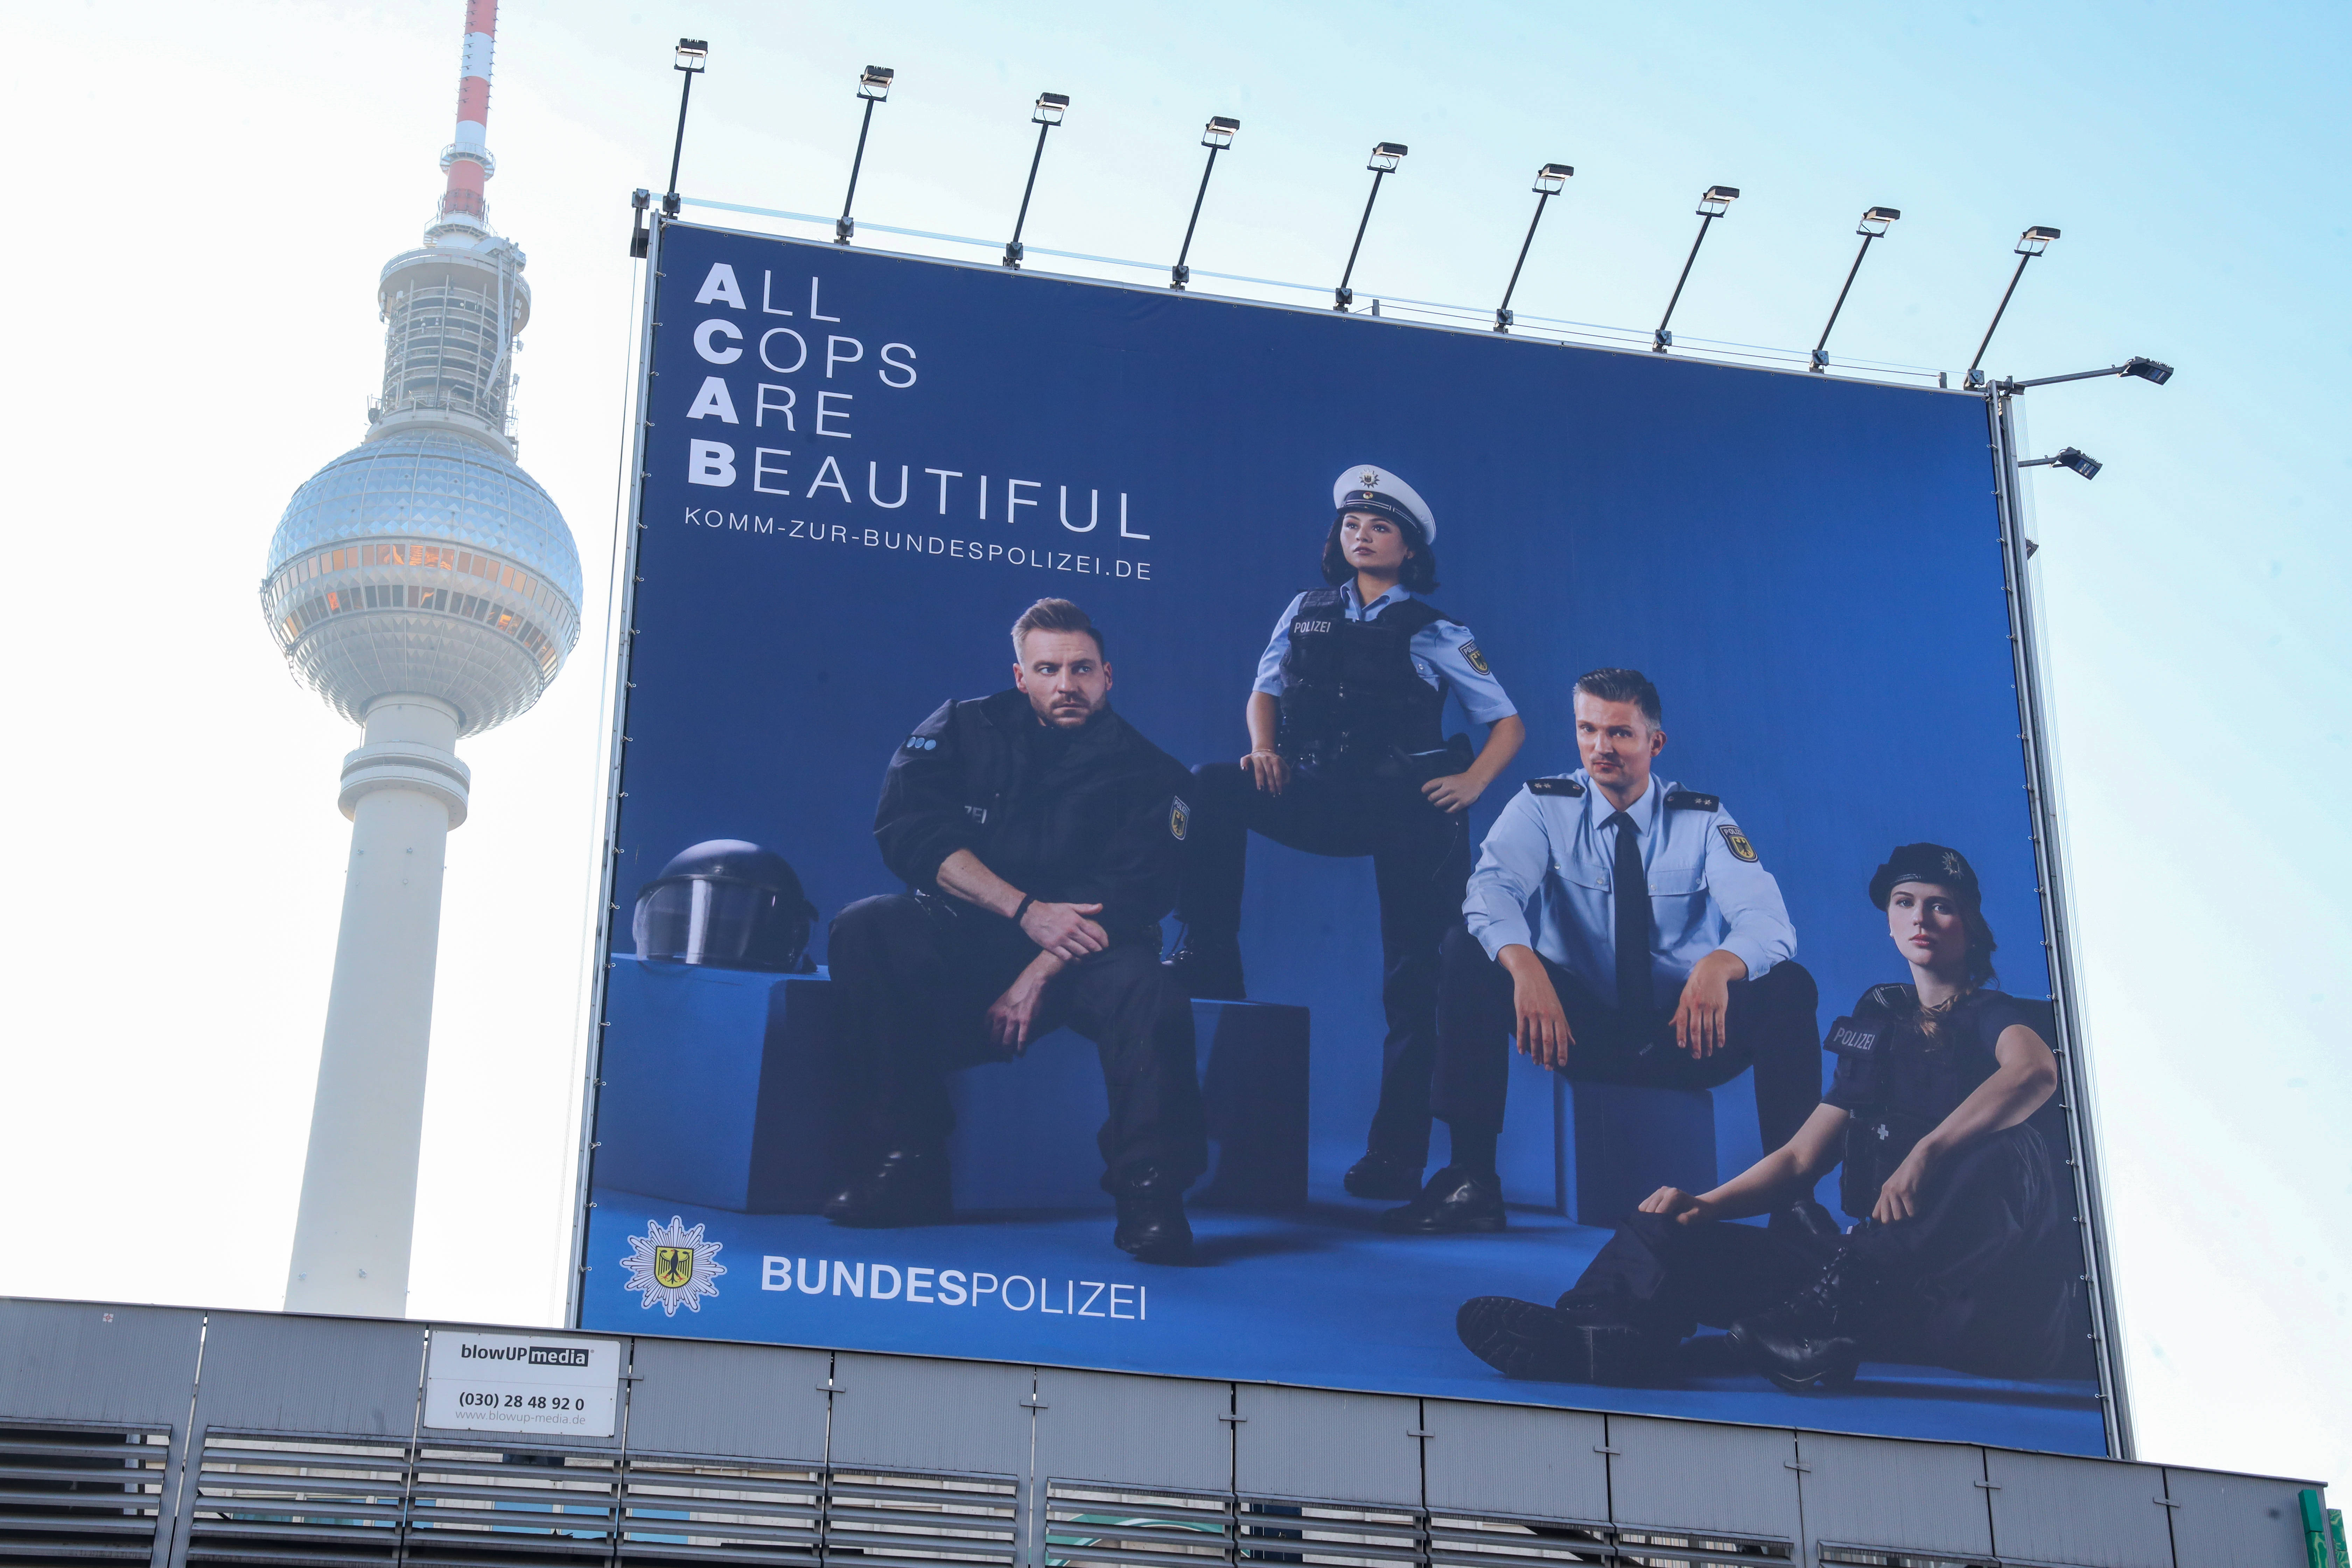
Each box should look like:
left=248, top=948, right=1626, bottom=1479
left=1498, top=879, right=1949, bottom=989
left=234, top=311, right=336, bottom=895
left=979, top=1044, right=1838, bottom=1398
left=572, top=217, right=2120, bottom=1456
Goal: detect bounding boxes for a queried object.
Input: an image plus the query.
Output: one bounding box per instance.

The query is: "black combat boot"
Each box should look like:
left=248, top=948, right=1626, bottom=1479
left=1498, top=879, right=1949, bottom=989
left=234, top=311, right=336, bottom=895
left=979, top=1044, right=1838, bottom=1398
left=1343, top=1149, right=1426, bottom=1200
left=1378, top=1165, right=1506, bottom=1234
left=1163, top=935, right=1245, bottom=1000
left=823, top=1148, right=952, bottom=1228
left=1109, top=1165, right=1194, bottom=1264
left=1728, top=1251, right=1873, bottom=1391
left=1456, top=1297, right=1670, bottom=1385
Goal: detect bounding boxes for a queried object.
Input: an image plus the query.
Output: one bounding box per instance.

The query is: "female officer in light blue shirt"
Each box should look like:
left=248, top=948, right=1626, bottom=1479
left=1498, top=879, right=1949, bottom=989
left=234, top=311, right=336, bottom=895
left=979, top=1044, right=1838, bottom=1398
left=1166, top=466, right=1526, bottom=1202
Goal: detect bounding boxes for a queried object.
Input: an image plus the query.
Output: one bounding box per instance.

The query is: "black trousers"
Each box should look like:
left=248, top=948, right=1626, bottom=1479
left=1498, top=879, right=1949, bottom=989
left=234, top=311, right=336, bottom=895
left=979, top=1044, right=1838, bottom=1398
left=1560, top=1125, right=2082, bottom=1379
left=1174, top=759, right=1470, bottom=1164
left=825, top=894, right=1208, bottom=1186
left=1432, top=926, right=1821, bottom=1153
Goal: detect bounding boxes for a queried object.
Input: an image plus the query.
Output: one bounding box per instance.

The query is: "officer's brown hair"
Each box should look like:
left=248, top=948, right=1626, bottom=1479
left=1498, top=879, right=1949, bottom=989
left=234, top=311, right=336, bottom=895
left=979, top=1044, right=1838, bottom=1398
left=1573, top=668, right=1662, bottom=727
left=1011, top=598, right=1106, bottom=661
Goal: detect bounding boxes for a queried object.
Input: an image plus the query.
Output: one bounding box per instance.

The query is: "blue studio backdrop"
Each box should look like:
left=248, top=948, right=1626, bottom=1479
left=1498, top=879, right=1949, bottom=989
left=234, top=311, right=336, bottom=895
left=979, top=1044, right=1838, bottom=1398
left=578, top=219, right=2105, bottom=1455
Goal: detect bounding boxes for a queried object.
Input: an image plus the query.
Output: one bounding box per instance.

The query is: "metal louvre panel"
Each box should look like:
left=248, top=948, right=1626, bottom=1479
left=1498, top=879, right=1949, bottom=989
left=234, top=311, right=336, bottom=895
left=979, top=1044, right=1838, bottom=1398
left=614, top=1453, right=820, bottom=1564
left=0, top=1425, right=173, bottom=1564
left=182, top=1431, right=410, bottom=1566
left=1609, top=1525, right=1793, bottom=1568
left=1818, top=1548, right=1993, bottom=1568
left=1424, top=1512, right=1618, bottom=1568
left=401, top=1445, right=619, bottom=1567
left=820, top=1469, right=1017, bottom=1568
left=1232, top=1498, right=1426, bottom=1568
left=1043, top=1480, right=1235, bottom=1568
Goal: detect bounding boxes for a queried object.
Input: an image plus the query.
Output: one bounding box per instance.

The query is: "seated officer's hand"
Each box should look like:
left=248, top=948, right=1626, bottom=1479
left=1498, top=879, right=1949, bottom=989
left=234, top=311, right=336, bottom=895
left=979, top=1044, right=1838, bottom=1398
left=1638, top=1186, right=1715, bottom=1225
left=1501, top=951, right=1574, bottom=1068
left=1020, top=900, right=1109, bottom=960
left=1421, top=772, right=1484, bottom=813
left=1671, top=949, right=1746, bottom=1059
left=1240, top=748, right=1290, bottom=795
left=987, top=966, right=1054, bottom=1055
left=1872, top=1148, right=1932, bottom=1225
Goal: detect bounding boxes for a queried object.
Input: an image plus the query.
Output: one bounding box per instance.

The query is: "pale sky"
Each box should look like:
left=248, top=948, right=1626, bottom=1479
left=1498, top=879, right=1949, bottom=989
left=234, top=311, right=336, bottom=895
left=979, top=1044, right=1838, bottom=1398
left=0, top=0, right=2343, bottom=1487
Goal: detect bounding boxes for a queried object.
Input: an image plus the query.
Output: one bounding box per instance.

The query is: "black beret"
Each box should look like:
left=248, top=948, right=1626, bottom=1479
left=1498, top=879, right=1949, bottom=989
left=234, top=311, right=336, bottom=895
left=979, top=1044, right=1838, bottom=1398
left=1869, top=843, right=1981, bottom=910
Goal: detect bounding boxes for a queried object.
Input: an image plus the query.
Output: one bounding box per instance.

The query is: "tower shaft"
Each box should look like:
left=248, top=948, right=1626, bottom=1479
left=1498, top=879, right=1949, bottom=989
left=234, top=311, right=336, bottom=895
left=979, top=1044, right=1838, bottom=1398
left=285, top=697, right=470, bottom=1316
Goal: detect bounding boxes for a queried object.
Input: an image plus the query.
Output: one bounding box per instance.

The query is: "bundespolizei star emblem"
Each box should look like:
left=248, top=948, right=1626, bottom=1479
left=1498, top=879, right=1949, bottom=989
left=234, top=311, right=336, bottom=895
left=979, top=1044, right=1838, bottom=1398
left=621, top=1216, right=726, bottom=1316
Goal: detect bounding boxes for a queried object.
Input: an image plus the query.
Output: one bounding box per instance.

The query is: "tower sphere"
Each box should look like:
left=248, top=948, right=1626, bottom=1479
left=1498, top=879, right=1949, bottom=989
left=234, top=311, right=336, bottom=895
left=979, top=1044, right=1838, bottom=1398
left=263, top=427, right=582, bottom=736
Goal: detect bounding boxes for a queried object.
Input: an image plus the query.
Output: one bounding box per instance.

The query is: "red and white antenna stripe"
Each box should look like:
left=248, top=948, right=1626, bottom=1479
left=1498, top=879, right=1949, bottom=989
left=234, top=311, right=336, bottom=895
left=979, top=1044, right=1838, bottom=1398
left=439, top=0, right=497, bottom=223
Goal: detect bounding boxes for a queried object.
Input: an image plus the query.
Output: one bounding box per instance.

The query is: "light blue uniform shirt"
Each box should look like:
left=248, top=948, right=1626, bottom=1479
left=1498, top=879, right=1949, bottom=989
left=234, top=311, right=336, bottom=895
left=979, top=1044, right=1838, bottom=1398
left=1463, top=769, right=1795, bottom=1008
left=1251, top=583, right=1518, bottom=726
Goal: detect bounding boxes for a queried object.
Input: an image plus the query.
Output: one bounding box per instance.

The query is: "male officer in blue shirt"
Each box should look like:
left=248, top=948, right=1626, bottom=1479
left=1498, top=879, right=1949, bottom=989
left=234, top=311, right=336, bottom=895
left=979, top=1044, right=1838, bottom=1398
left=1382, top=667, right=1820, bottom=1233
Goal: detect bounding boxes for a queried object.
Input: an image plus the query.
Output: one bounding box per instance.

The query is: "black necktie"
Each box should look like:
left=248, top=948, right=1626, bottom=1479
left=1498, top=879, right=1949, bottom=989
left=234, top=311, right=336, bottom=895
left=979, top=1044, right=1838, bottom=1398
left=1607, top=810, right=1652, bottom=1015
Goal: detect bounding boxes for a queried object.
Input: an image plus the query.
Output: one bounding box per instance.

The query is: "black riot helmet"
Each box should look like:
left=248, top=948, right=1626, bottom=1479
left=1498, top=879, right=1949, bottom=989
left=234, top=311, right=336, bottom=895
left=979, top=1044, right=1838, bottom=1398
left=632, top=840, right=819, bottom=973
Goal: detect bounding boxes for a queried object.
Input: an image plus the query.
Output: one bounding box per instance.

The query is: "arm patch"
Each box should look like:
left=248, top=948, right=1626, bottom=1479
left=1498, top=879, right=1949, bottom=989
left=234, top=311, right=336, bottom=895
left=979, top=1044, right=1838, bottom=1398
left=1717, top=824, right=1758, bottom=862
left=1169, top=796, right=1190, bottom=840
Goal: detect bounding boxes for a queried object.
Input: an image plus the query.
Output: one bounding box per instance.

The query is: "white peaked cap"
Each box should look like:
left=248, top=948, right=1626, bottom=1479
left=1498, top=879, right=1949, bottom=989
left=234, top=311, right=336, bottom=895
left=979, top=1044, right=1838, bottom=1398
left=1332, top=465, right=1437, bottom=544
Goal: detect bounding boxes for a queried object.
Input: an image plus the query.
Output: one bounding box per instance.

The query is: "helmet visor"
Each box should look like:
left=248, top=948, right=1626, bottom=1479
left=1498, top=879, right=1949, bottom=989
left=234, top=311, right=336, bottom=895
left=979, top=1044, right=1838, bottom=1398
left=634, top=878, right=786, bottom=969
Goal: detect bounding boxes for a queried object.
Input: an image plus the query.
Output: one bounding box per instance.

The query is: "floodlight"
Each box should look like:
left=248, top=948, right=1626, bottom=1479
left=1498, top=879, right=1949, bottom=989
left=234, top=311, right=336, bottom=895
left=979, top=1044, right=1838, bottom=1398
left=1969, top=224, right=2063, bottom=377
left=2006, top=355, right=2181, bottom=391
left=2020, top=446, right=2102, bottom=480
left=1335, top=144, right=1408, bottom=309
left=838, top=68, right=898, bottom=243
left=1813, top=203, right=1902, bottom=369
left=629, top=187, right=650, bottom=258
left=1005, top=94, right=1071, bottom=267
left=1655, top=183, right=1739, bottom=350
left=663, top=41, right=710, bottom=217
left=1496, top=163, right=1576, bottom=330
left=1174, top=118, right=1242, bottom=288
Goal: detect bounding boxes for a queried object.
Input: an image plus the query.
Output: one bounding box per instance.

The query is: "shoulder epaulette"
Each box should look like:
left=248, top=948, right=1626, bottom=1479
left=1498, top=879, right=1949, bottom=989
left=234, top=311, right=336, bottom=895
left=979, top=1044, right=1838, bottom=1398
left=1664, top=788, right=1720, bottom=811
left=1527, top=777, right=1585, bottom=797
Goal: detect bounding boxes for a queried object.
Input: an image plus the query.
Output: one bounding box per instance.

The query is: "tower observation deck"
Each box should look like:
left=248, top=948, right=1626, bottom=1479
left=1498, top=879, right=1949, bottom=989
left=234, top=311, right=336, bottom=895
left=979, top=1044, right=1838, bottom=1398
left=263, top=0, right=581, bottom=1319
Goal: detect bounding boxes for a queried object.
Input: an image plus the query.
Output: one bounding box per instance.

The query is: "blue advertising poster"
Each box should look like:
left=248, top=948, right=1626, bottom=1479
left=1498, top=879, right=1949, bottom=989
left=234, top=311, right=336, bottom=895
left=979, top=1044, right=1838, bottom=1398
left=578, top=218, right=2107, bottom=1454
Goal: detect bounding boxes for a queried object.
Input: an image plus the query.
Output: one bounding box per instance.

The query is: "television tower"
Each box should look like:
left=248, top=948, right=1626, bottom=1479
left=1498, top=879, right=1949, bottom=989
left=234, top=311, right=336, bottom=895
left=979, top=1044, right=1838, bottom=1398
left=260, top=0, right=582, bottom=1318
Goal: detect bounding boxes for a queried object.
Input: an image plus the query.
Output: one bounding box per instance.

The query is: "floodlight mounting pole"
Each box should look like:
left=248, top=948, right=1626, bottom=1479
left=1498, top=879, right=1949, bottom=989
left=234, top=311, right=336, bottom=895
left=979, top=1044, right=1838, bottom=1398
left=1004, top=119, right=1056, bottom=269
left=1172, top=144, right=1225, bottom=289
left=1336, top=168, right=1389, bottom=312
left=2004, top=361, right=2175, bottom=391
left=663, top=67, right=697, bottom=217
left=837, top=96, right=881, bottom=243
left=1654, top=211, right=1718, bottom=351
left=1968, top=252, right=2036, bottom=380
left=1811, top=231, right=1880, bottom=369
left=1495, top=189, right=1556, bottom=332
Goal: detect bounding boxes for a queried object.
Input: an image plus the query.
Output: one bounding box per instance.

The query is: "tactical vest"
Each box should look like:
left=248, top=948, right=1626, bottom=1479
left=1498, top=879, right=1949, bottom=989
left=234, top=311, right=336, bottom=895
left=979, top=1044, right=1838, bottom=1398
left=1826, top=986, right=2035, bottom=1217
left=1276, top=588, right=1448, bottom=772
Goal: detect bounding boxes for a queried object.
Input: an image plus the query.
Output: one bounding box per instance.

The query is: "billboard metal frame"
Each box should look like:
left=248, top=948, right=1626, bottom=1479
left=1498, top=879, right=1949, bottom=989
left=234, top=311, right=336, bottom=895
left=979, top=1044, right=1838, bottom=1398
left=566, top=212, right=2132, bottom=1460
left=1989, top=392, right=2134, bottom=1458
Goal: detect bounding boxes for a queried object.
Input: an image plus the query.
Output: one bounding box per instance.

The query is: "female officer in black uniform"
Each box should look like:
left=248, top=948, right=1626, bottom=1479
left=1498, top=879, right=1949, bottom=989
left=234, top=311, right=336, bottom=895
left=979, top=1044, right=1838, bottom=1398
left=1167, top=465, right=1525, bottom=1201
left=1453, top=842, right=2089, bottom=1390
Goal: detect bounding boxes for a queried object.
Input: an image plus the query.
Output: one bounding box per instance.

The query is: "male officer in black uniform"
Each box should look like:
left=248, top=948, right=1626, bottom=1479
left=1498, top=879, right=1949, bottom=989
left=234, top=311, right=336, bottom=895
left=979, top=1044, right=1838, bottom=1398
left=824, top=598, right=1206, bottom=1263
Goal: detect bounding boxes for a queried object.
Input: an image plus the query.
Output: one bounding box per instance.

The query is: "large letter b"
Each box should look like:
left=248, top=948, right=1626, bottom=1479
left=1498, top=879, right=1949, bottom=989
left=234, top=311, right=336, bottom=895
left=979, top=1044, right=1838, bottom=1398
left=687, top=440, right=737, bottom=487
